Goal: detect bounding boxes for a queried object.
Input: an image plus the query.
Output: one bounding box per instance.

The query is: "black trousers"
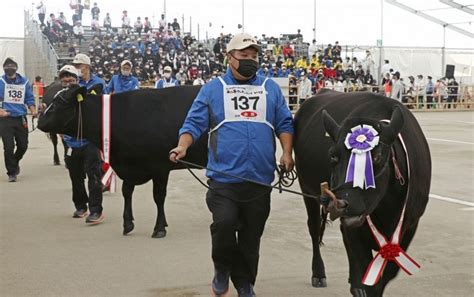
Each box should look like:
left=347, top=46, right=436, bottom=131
left=0, top=117, right=28, bottom=176
left=206, top=180, right=271, bottom=287
left=64, top=143, right=103, bottom=213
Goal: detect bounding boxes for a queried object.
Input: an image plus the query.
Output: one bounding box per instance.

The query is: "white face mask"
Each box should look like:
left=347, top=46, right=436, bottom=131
left=163, top=72, right=171, bottom=79
left=122, top=70, right=131, bottom=76
left=77, top=69, right=83, bottom=78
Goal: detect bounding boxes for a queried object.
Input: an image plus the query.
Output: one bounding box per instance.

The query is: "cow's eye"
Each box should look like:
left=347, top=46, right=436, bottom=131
left=373, top=153, right=382, bottom=164
left=330, top=154, right=339, bottom=165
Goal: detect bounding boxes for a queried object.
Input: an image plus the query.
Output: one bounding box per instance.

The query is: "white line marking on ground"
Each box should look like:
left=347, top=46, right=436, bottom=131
left=426, top=138, right=474, bottom=145
left=459, top=207, right=474, bottom=211
left=419, top=118, right=474, bottom=125
left=430, top=194, right=474, bottom=207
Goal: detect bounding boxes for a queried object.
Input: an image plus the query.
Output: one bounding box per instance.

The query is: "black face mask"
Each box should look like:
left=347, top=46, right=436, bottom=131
left=4, top=68, right=16, bottom=77
left=231, top=55, right=258, bottom=78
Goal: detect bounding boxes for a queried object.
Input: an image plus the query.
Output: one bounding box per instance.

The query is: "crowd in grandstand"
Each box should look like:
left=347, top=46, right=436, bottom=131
left=34, top=1, right=464, bottom=107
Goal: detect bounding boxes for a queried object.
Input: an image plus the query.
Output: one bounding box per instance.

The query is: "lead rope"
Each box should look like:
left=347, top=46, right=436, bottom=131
left=174, top=156, right=318, bottom=202
left=391, top=147, right=405, bottom=186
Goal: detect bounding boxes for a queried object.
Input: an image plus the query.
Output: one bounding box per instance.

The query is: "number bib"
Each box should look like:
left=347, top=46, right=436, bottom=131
left=3, top=80, right=26, bottom=105
left=219, top=77, right=270, bottom=126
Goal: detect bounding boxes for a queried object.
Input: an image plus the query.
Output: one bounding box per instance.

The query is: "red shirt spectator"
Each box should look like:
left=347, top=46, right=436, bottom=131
left=283, top=43, right=294, bottom=59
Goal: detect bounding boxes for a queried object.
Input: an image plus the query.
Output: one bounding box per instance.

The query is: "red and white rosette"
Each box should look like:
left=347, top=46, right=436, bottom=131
left=362, top=124, right=420, bottom=286
left=100, top=94, right=116, bottom=193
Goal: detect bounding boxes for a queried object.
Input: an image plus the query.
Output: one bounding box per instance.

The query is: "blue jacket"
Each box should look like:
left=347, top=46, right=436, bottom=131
left=64, top=74, right=107, bottom=148
left=155, top=78, right=179, bottom=88
left=179, top=68, right=294, bottom=184
left=0, top=74, right=35, bottom=117
left=106, top=74, right=139, bottom=94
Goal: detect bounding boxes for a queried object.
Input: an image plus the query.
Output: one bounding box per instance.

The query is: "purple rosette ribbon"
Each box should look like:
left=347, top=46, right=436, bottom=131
left=344, top=124, right=380, bottom=189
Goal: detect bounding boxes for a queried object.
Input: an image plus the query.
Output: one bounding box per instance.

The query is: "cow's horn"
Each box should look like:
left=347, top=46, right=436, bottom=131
left=322, top=110, right=340, bottom=142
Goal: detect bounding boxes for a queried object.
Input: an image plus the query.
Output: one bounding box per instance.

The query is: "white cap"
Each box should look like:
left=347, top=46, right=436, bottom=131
left=163, top=66, right=172, bottom=72
left=59, top=65, right=79, bottom=77
left=72, top=53, right=91, bottom=65
left=120, top=60, right=133, bottom=67
left=226, top=33, right=261, bottom=52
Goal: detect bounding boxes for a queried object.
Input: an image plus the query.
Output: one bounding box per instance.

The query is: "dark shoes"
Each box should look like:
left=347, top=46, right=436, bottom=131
left=236, top=282, right=256, bottom=297
left=85, top=212, right=104, bottom=224
left=73, top=209, right=88, bottom=218
left=211, top=270, right=230, bottom=296
left=8, top=175, right=17, bottom=182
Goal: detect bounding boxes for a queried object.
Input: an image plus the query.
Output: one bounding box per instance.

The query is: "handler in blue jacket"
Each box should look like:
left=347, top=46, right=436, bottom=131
left=106, top=60, right=140, bottom=94
left=0, top=57, right=36, bottom=182
left=169, top=33, right=294, bottom=297
left=61, top=53, right=106, bottom=224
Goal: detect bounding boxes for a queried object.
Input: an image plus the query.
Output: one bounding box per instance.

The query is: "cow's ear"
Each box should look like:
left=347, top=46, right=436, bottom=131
left=382, top=106, right=404, bottom=143
left=322, top=110, right=340, bottom=142
left=72, top=86, right=87, bottom=103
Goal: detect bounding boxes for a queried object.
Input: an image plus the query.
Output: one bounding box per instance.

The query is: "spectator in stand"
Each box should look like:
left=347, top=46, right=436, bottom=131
left=308, top=39, right=317, bottom=59
left=33, top=76, right=44, bottom=100
left=324, top=43, right=332, bottom=58
left=383, top=73, right=392, bottom=97
left=158, top=14, right=167, bottom=31
left=334, top=76, right=344, bottom=92
left=106, top=60, right=140, bottom=94
left=144, top=17, right=152, bottom=33
left=36, top=1, right=46, bottom=26
left=425, top=76, right=434, bottom=109
left=364, top=50, right=375, bottom=75
left=73, top=21, right=85, bottom=45
left=414, top=74, right=425, bottom=108
left=434, top=78, right=448, bottom=108
left=134, top=17, right=143, bottom=37
left=91, top=16, right=101, bottom=35
left=175, top=69, right=188, bottom=85
left=193, top=71, right=205, bottom=85
left=381, top=59, right=392, bottom=79
left=171, top=18, right=180, bottom=31
left=344, top=65, right=355, bottom=81
left=283, top=42, right=294, bottom=60
left=295, top=56, right=308, bottom=70
left=298, top=72, right=312, bottom=104
left=390, top=72, right=403, bottom=101
left=91, top=2, right=100, bottom=20
left=103, top=12, right=112, bottom=32
left=447, top=78, right=459, bottom=109
left=272, top=42, right=282, bottom=59
left=122, top=10, right=131, bottom=34
left=332, top=41, right=341, bottom=58
left=363, top=70, right=375, bottom=86
left=155, top=66, right=179, bottom=88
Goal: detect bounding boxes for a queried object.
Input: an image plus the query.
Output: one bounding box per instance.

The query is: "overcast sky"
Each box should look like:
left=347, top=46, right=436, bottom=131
left=0, top=0, right=472, bottom=48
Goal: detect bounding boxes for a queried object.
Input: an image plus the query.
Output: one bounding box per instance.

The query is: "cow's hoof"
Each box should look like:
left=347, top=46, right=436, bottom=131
left=350, top=288, right=367, bottom=297
left=152, top=230, right=167, bottom=238
left=123, top=222, right=135, bottom=235
left=312, top=277, right=327, bottom=287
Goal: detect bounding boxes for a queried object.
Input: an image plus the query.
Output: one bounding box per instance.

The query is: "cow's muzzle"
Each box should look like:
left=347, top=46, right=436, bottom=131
left=320, top=182, right=367, bottom=228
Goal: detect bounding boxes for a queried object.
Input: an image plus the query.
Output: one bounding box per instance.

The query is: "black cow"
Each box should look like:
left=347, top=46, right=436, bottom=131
left=294, top=89, right=431, bottom=296
left=42, top=81, right=67, bottom=165
left=38, top=85, right=208, bottom=238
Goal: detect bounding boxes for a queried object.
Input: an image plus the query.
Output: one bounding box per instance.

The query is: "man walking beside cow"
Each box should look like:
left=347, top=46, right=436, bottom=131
left=0, top=57, right=37, bottom=182
left=170, top=33, right=294, bottom=297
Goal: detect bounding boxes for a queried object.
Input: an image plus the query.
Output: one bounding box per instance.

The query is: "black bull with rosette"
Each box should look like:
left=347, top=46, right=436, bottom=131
left=294, top=89, right=431, bottom=296
left=38, top=85, right=208, bottom=238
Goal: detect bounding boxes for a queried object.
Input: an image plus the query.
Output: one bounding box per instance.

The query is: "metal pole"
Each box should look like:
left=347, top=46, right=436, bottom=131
left=190, top=16, right=192, bottom=35
left=164, top=0, right=167, bottom=17
left=182, top=14, right=184, bottom=32
left=198, top=23, right=200, bottom=41
left=242, top=0, right=245, bottom=32
left=378, top=0, right=384, bottom=82
left=313, top=0, right=316, bottom=41
left=442, top=25, right=446, bottom=78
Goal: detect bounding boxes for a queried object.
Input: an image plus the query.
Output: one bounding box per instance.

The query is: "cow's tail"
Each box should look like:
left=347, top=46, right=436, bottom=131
left=319, top=208, right=329, bottom=246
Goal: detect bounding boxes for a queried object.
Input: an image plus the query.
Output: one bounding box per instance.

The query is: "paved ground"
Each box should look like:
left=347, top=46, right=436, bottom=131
left=0, top=111, right=473, bottom=297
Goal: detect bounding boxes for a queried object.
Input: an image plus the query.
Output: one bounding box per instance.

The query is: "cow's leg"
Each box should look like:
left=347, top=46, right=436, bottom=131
left=341, top=224, right=375, bottom=297
left=151, top=170, right=170, bottom=238
left=50, top=133, right=60, bottom=165
left=122, top=180, right=136, bottom=235
left=303, top=195, right=327, bottom=287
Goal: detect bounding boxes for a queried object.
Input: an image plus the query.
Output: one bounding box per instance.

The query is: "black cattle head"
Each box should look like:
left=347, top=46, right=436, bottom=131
left=322, top=106, right=404, bottom=228
left=38, top=84, right=87, bottom=136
